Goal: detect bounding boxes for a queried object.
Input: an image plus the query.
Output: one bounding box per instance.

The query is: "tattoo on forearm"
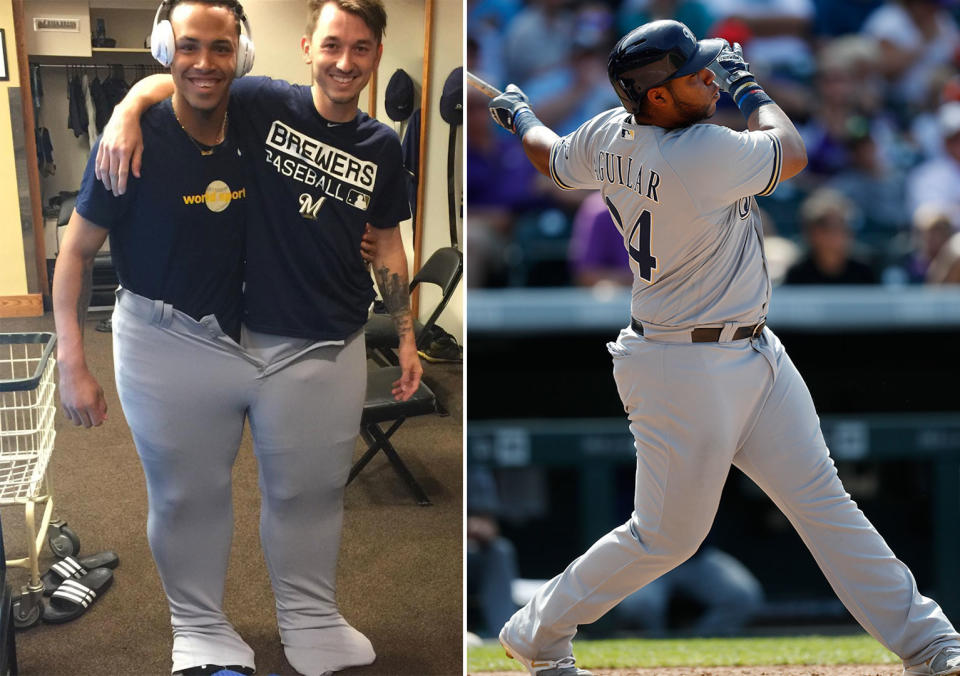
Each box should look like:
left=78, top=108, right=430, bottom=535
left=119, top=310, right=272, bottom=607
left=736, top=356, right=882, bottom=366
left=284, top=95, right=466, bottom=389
left=76, top=260, right=93, bottom=335
left=374, top=265, right=413, bottom=338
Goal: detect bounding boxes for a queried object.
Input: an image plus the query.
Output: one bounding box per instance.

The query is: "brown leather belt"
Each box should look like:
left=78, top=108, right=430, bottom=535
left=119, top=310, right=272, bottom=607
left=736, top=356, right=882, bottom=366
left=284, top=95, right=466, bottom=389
left=631, top=318, right=765, bottom=342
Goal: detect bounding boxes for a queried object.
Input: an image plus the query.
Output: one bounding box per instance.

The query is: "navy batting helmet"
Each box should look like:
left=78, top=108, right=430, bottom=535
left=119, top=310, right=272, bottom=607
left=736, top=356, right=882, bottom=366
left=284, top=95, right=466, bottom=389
left=608, top=20, right=725, bottom=115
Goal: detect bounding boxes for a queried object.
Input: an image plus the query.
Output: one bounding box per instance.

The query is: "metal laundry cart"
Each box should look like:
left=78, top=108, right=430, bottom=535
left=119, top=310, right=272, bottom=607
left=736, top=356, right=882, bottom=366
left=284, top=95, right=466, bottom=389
left=0, top=333, right=80, bottom=629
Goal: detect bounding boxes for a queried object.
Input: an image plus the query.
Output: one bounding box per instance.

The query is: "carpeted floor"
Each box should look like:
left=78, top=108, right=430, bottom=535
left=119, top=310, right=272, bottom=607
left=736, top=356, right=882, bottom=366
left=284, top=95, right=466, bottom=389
left=0, top=313, right=463, bottom=676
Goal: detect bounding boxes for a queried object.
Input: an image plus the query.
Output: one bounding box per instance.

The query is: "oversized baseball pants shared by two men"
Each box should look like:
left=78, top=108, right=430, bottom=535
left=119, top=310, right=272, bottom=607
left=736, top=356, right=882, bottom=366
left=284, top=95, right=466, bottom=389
left=501, top=325, right=960, bottom=668
left=111, top=288, right=373, bottom=676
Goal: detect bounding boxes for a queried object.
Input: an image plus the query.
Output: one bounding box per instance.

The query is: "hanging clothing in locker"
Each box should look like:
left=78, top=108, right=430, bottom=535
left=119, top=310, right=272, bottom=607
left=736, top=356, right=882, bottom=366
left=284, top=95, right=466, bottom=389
left=82, top=72, right=98, bottom=150
left=67, top=68, right=88, bottom=138
left=31, top=64, right=43, bottom=112
left=90, top=74, right=111, bottom=134
left=31, top=64, right=55, bottom=176
left=36, top=126, right=55, bottom=177
left=401, top=107, right=421, bottom=239
left=102, top=66, right=130, bottom=111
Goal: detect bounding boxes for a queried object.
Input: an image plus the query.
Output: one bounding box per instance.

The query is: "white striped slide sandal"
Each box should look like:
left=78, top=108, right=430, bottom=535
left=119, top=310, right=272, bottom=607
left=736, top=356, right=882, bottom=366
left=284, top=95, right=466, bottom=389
left=42, top=568, right=114, bottom=624
left=41, top=551, right=119, bottom=596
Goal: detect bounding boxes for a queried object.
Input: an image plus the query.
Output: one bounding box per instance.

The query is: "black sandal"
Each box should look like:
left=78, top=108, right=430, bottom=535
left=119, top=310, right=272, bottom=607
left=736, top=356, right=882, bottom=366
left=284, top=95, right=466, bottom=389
left=41, top=551, right=120, bottom=595
left=42, top=567, right=113, bottom=623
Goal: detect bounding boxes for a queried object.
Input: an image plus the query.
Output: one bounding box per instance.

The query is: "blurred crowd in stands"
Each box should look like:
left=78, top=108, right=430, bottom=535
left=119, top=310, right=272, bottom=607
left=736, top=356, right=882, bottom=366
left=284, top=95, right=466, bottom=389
left=467, top=0, right=960, bottom=289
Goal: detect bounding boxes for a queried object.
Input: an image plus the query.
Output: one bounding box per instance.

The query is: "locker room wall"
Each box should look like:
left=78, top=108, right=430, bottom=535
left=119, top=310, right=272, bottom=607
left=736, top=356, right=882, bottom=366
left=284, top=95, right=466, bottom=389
left=31, top=1, right=164, bottom=205
left=23, top=0, right=92, bottom=56
left=0, top=0, right=29, bottom=299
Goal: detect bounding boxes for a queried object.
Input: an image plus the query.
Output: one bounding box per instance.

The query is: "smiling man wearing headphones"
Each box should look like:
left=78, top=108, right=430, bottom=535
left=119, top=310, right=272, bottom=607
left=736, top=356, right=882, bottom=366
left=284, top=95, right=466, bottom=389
left=54, top=2, right=256, bottom=675
left=60, top=2, right=419, bottom=676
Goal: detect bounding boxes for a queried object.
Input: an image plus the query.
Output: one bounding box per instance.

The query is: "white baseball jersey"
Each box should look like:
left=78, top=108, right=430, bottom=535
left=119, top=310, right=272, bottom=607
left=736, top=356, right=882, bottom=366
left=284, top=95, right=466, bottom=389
left=549, top=108, right=782, bottom=331
left=502, top=106, right=960, bottom=670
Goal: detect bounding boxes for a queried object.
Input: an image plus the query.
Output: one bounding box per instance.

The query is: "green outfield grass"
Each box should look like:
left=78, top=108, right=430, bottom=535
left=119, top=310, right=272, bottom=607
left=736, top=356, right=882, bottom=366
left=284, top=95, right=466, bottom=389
left=468, top=634, right=900, bottom=671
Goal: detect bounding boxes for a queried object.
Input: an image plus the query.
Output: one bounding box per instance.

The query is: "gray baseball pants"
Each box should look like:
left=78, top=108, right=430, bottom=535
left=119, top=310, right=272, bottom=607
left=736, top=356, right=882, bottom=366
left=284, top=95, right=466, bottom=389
left=112, top=288, right=373, bottom=675
left=501, top=326, right=959, bottom=666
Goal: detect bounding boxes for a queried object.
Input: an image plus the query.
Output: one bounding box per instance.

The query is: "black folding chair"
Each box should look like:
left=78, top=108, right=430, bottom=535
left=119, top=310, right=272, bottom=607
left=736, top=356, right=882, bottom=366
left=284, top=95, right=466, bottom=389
left=347, top=365, right=440, bottom=506
left=365, top=246, right=462, bottom=366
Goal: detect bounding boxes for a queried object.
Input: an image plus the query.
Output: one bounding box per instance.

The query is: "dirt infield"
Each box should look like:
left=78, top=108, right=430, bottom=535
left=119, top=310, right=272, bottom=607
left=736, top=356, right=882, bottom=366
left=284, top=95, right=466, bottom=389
left=473, top=667, right=901, bottom=675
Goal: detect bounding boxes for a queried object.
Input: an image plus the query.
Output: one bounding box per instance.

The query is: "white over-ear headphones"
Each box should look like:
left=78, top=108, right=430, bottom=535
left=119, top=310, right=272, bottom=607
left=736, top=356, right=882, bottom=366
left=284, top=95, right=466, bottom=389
left=151, top=0, right=255, bottom=78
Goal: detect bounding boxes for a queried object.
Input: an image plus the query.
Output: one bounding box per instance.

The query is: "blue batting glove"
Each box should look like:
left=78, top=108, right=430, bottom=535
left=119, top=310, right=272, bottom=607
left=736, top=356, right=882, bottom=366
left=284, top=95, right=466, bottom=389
left=489, top=84, right=531, bottom=134
left=708, top=42, right=755, bottom=94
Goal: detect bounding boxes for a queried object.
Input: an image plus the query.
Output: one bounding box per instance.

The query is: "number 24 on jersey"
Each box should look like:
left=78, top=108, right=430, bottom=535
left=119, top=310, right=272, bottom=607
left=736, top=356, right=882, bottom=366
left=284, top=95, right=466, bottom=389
left=606, top=197, right=658, bottom=283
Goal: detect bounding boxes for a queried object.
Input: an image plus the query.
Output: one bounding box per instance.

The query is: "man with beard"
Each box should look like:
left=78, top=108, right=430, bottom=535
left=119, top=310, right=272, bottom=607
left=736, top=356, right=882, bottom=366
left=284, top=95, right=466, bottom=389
left=486, top=19, right=960, bottom=676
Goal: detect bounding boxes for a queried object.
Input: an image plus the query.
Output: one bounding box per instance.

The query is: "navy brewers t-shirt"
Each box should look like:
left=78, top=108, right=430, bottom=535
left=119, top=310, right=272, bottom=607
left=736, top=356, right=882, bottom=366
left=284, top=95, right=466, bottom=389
left=75, top=99, right=248, bottom=338
left=229, top=76, right=411, bottom=341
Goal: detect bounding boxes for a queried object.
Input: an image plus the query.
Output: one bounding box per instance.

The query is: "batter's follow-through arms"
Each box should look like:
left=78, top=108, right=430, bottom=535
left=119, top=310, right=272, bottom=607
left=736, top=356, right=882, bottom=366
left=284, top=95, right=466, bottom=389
left=476, top=74, right=556, bottom=175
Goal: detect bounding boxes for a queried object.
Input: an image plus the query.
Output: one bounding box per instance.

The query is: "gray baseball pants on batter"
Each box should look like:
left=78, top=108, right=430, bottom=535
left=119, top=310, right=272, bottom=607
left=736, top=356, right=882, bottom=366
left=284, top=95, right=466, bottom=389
left=502, top=326, right=959, bottom=666
left=112, top=288, right=373, bottom=676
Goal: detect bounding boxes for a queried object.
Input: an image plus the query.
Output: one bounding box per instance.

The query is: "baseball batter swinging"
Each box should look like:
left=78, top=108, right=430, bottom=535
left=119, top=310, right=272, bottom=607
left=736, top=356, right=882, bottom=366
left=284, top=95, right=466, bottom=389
left=487, top=20, right=960, bottom=676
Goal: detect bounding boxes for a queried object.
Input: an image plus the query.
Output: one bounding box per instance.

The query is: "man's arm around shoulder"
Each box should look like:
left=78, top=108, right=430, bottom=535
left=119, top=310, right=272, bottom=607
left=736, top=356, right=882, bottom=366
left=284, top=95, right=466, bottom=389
left=52, top=211, right=110, bottom=427
left=96, top=74, right=174, bottom=195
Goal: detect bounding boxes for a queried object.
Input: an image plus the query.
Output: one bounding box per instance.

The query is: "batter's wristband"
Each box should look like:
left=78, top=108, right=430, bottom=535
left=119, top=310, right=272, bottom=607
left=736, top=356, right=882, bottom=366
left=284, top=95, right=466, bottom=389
left=513, top=107, right=544, bottom=139
left=730, top=80, right=774, bottom=120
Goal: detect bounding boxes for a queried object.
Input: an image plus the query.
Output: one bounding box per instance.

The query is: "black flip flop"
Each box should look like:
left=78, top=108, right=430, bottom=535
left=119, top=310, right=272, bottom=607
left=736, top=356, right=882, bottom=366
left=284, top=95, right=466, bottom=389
left=41, top=551, right=119, bottom=595
left=42, top=567, right=113, bottom=624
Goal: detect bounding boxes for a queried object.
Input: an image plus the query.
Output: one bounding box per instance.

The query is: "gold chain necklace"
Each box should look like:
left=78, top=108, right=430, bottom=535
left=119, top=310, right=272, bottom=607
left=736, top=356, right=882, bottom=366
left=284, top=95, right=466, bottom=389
left=172, top=101, right=228, bottom=156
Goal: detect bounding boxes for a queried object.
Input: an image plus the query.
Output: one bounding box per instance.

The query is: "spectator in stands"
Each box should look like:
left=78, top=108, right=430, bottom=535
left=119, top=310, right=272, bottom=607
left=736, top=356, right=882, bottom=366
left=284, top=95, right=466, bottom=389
left=706, top=0, right=817, bottom=83
left=468, top=0, right=522, bottom=89
left=811, top=0, right=883, bottom=38
left=899, top=204, right=960, bottom=283
left=502, top=0, right=576, bottom=87
left=613, top=543, right=765, bottom=637
left=784, top=188, right=879, bottom=284
left=828, top=128, right=910, bottom=241
left=477, top=0, right=959, bottom=291
left=616, top=0, right=714, bottom=46
left=524, top=6, right=621, bottom=135
left=909, top=69, right=960, bottom=160
left=924, top=231, right=960, bottom=284
left=567, top=192, right=632, bottom=288
left=927, top=239, right=960, bottom=283
left=467, top=467, right=520, bottom=639
left=860, top=0, right=960, bottom=117
left=907, top=102, right=960, bottom=217
left=466, top=81, right=556, bottom=287
left=799, top=36, right=892, bottom=179
left=760, top=207, right=802, bottom=286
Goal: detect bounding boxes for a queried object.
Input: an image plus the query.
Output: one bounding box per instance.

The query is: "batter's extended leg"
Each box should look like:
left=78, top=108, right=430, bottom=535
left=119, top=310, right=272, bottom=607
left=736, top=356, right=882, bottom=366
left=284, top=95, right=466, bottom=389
left=734, top=334, right=960, bottom=667
left=502, top=331, right=771, bottom=661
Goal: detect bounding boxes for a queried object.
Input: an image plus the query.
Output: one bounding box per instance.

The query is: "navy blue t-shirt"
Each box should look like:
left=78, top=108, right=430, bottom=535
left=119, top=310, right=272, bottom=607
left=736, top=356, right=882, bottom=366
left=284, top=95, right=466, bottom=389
left=75, top=99, right=248, bottom=338
left=229, top=76, right=411, bottom=340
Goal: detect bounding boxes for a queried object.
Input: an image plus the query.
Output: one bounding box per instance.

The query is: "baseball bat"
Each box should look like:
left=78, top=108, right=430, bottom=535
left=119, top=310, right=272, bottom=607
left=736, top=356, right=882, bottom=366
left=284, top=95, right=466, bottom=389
left=467, top=71, right=502, bottom=99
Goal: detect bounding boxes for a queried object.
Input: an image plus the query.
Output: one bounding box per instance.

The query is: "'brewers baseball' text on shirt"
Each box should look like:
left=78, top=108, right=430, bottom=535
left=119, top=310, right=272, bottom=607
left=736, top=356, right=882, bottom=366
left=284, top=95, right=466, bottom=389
left=229, top=76, right=411, bottom=341
left=550, top=108, right=782, bottom=331
left=75, top=98, right=247, bottom=338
